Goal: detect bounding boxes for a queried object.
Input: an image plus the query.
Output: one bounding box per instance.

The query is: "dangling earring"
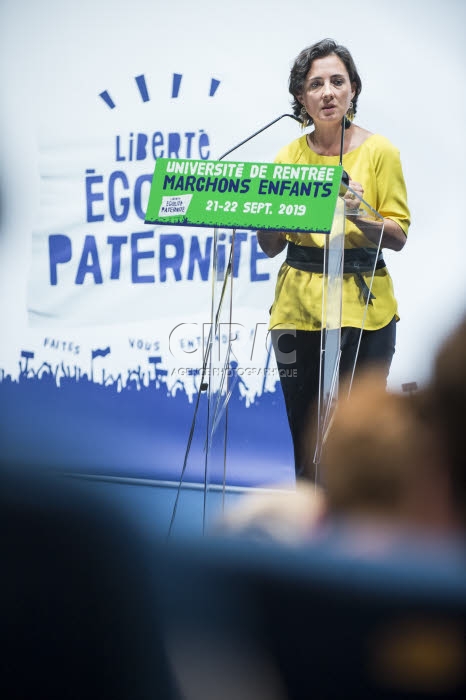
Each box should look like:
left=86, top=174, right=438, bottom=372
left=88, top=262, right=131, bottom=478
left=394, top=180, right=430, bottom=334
left=346, top=100, right=355, bottom=122
left=300, top=105, right=309, bottom=129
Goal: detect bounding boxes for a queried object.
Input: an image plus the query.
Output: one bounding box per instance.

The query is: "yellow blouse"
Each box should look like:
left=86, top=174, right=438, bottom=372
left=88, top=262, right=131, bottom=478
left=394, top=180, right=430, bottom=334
left=269, top=133, right=410, bottom=331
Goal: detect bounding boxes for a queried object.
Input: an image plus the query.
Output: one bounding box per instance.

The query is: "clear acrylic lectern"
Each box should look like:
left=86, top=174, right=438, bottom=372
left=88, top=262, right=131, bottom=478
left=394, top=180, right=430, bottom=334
left=203, top=184, right=385, bottom=527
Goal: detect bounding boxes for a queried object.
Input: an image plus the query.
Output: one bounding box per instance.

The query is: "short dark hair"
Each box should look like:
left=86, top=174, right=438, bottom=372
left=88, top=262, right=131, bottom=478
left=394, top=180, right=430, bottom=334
left=289, top=38, right=362, bottom=125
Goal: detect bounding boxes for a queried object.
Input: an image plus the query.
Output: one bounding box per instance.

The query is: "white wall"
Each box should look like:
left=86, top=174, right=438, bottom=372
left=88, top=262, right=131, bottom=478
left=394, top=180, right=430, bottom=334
left=1, top=0, right=465, bottom=390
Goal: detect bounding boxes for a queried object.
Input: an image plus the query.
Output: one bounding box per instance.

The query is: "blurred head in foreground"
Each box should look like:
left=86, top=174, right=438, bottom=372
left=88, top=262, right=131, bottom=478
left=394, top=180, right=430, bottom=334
left=216, top=316, right=466, bottom=545
left=413, top=315, right=466, bottom=532
left=321, top=362, right=464, bottom=537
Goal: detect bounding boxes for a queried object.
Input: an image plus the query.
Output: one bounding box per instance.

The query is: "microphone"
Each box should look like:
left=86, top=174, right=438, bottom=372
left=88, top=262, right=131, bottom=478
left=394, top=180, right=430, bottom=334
left=339, top=115, right=350, bottom=194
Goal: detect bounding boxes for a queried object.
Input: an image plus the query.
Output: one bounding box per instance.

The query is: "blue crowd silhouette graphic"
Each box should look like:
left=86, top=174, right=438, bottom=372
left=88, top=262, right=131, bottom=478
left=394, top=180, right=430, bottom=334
left=0, top=347, right=294, bottom=487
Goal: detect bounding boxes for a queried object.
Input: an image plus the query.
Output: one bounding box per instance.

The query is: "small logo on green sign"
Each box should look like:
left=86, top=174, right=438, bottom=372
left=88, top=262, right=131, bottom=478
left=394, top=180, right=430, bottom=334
left=145, top=158, right=343, bottom=234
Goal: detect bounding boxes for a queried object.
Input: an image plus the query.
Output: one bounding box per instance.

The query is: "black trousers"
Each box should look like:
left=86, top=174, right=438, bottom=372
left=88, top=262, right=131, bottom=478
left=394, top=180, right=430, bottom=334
left=271, top=317, right=397, bottom=479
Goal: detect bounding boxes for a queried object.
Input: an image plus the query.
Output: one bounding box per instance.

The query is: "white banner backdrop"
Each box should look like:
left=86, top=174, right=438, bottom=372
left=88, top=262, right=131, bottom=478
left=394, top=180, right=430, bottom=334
left=1, top=0, right=465, bottom=486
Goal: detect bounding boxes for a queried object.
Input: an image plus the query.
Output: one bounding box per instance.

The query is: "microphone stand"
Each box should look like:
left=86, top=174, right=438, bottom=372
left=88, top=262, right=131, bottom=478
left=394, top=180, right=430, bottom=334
left=167, top=113, right=301, bottom=538
left=218, top=113, right=301, bottom=160
left=339, top=115, right=350, bottom=191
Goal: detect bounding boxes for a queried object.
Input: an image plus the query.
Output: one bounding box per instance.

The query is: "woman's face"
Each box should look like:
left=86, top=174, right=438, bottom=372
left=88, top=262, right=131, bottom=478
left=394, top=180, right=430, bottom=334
left=299, top=53, right=355, bottom=127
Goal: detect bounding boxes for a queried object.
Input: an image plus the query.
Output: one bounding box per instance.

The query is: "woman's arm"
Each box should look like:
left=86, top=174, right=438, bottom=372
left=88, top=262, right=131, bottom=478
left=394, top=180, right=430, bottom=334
left=256, top=230, right=288, bottom=258
left=352, top=216, right=407, bottom=252
left=344, top=180, right=407, bottom=251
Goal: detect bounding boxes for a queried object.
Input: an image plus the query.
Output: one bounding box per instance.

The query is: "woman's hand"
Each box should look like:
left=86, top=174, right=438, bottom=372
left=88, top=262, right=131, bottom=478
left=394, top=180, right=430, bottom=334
left=344, top=178, right=364, bottom=211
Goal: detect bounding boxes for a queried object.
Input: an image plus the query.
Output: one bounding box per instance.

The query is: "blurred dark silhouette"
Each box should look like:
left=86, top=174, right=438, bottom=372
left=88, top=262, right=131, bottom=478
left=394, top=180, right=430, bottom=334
left=155, top=533, right=465, bottom=700
left=0, top=461, right=180, bottom=700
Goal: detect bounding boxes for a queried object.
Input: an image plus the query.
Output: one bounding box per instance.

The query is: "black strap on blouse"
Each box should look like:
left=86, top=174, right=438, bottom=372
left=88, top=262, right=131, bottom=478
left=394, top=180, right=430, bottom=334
left=285, top=242, right=386, bottom=304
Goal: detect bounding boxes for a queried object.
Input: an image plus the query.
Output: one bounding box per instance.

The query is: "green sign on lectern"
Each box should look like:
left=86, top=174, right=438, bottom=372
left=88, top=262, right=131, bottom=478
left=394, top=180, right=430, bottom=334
left=145, top=158, right=343, bottom=233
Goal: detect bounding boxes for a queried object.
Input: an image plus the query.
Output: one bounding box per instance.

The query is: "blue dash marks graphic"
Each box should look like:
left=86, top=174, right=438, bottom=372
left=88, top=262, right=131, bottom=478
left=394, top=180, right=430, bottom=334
left=135, top=74, right=150, bottom=102
left=209, top=79, right=221, bottom=97
left=99, top=90, right=116, bottom=109
left=171, top=73, right=182, bottom=98
left=99, top=73, right=221, bottom=106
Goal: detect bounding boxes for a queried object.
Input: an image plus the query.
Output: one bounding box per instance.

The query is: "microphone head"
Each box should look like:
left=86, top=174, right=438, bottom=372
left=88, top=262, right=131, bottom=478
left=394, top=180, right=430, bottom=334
left=339, top=169, right=350, bottom=196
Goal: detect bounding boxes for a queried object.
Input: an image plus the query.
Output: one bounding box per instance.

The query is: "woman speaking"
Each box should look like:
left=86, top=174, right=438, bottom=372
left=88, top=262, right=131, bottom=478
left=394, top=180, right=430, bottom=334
left=257, top=38, right=410, bottom=479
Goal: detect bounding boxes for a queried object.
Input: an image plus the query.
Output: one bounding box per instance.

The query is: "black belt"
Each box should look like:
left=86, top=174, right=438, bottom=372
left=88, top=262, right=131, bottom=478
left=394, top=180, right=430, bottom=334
left=285, top=242, right=386, bottom=304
